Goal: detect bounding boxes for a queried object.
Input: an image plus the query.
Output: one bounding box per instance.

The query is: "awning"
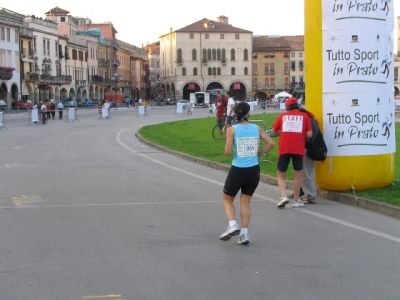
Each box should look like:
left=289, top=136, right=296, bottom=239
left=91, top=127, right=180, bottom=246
left=22, top=84, right=30, bottom=96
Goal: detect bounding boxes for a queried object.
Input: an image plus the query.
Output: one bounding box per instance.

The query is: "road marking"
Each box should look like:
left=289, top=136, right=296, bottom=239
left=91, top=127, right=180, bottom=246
left=5, top=163, right=23, bottom=168
left=12, top=195, right=48, bottom=207
left=13, top=195, right=42, bottom=200
left=82, top=295, right=122, bottom=299
left=115, top=127, right=400, bottom=245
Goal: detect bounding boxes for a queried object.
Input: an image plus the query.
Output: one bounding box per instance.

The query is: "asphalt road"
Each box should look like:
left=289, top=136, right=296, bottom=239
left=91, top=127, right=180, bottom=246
left=1, top=106, right=400, bottom=300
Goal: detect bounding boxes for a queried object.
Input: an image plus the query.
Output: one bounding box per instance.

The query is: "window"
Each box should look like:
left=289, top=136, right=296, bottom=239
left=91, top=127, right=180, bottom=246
left=299, top=61, right=304, bottom=71
left=270, top=52, right=274, bottom=57
left=291, top=61, right=296, bottom=71
left=270, top=63, right=275, bottom=74
left=212, top=49, right=216, bottom=60
left=182, top=67, right=186, bottom=76
left=299, top=52, right=303, bottom=58
left=284, top=63, right=289, bottom=74
left=291, top=52, right=295, bottom=58
left=6, top=28, right=10, bottom=42
left=55, top=42, right=58, bottom=57
left=221, top=48, right=226, bottom=60
left=217, top=49, right=221, bottom=60
left=220, top=34, right=224, bottom=39
left=217, top=67, right=221, bottom=75
left=213, top=67, right=216, bottom=76
left=205, top=34, right=209, bottom=39
left=243, top=49, right=248, bottom=61
left=60, top=17, right=65, bottom=22
left=0, top=27, right=4, bottom=40
left=193, top=67, right=197, bottom=75
left=190, top=33, right=194, bottom=39
left=235, top=34, right=239, bottom=39
left=207, top=49, right=211, bottom=61
left=208, top=67, right=212, bottom=75
left=43, top=39, right=46, bottom=55
left=177, top=48, right=182, bottom=63
left=72, top=49, right=77, bottom=60
left=264, top=78, right=269, bottom=89
left=244, top=67, right=248, bottom=75
left=231, top=67, right=235, bottom=75
left=192, top=49, right=197, bottom=60
left=15, top=29, right=18, bottom=43
left=202, top=49, right=207, bottom=63
left=231, top=49, right=235, bottom=61
left=156, top=61, right=159, bottom=68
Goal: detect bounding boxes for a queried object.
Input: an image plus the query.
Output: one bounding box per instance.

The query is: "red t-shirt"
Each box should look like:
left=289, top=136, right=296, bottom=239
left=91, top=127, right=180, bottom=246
left=272, top=110, right=312, bottom=156
left=215, top=97, right=227, bottom=117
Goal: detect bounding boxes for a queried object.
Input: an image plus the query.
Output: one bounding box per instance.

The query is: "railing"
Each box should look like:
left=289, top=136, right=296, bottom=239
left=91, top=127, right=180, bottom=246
left=19, top=27, right=33, bottom=38
left=264, top=70, right=269, bottom=75
left=264, top=85, right=269, bottom=89
left=113, top=59, right=120, bottom=66
left=202, top=59, right=207, bottom=64
left=23, top=74, right=72, bottom=84
left=99, top=59, right=110, bottom=66
left=65, top=53, right=70, bottom=60
left=0, top=70, right=13, bottom=80
left=221, top=58, right=226, bottom=64
left=76, top=80, right=87, bottom=86
left=270, top=70, right=275, bottom=75
left=29, top=48, right=35, bottom=56
left=252, top=71, right=258, bottom=75
left=59, top=51, right=64, bottom=59
left=290, top=83, right=305, bottom=88
left=88, top=76, right=113, bottom=85
left=176, top=59, right=183, bottom=65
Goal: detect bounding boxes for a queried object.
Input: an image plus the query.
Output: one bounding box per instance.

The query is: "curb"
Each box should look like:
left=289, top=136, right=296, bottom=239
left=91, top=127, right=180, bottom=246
left=135, top=132, right=400, bottom=220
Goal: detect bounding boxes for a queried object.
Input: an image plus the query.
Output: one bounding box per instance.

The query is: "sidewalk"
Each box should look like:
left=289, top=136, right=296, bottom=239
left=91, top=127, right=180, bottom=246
left=136, top=132, right=400, bottom=221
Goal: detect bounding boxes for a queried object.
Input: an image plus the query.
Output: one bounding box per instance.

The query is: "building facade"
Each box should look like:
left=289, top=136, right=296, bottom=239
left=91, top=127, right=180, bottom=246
left=160, top=16, right=252, bottom=101
left=144, top=42, right=160, bottom=98
left=0, top=8, right=23, bottom=108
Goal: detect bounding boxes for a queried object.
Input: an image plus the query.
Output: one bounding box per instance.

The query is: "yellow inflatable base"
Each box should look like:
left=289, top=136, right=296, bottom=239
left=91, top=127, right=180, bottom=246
left=316, top=154, right=395, bottom=191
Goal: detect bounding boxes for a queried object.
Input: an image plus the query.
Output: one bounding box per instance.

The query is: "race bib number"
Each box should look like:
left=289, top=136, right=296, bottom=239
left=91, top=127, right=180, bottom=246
left=282, top=115, right=303, bottom=133
left=236, top=137, right=259, bottom=157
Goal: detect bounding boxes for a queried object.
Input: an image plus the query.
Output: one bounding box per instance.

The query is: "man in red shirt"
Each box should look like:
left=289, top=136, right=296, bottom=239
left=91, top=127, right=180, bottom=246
left=272, top=97, right=312, bottom=208
left=214, top=91, right=227, bottom=138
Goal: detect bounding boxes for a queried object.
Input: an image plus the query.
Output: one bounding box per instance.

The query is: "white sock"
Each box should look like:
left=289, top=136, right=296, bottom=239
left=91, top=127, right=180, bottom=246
left=241, top=228, right=248, bottom=234
left=229, top=220, right=237, bottom=227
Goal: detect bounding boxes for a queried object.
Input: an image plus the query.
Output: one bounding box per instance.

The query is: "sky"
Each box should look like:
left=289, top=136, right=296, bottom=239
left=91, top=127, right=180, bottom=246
left=3, top=0, right=400, bottom=51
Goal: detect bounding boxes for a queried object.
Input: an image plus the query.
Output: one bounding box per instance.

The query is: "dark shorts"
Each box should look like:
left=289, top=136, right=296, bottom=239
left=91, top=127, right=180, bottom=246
left=277, top=153, right=304, bottom=172
left=223, top=165, right=260, bottom=197
left=216, top=116, right=226, bottom=127
left=226, top=115, right=235, bottom=125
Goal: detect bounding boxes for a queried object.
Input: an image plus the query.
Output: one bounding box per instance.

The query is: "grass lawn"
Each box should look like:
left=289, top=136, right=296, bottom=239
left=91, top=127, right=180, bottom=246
left=139, top=113, right=400, bottom=206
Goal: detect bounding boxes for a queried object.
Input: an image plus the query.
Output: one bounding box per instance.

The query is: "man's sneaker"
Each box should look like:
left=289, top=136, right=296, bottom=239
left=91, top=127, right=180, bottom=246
left=219, top=224, right=240, bottom=241
left=292, top=200, right=305, bottom=208
left=237, top=232, right=250, bottom=245
left=277, top=196, right=289, bottom=208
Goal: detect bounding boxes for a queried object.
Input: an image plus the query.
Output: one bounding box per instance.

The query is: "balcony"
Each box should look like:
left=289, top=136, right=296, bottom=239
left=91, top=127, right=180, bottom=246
left=59, top=51, right=64, bottom=59
left=264, top=70, right=269, bottom=75
left=19, top=27, right=33, bottom=38
left=0, top=70, right=13, bottom=80
left=29, top=48, right=36, bottom=57
left=252, top=71, right=258, bottom=75
left=221, top=58, right=226, bottom=65
left=270, top=70, right=275, bottom=75
left=176, top=58, right=183, bottom=65
left=24, top=74, right=72, bottom=84
left=202, top=59, right=207, bottom=65
left=76, top=80, right=87, bottom=87
left=113, top=59, right=120, bottom=66
left=65, top=53, right=70, bottom=60
left=284, top=69, right=289, bottom=74
left=99, top=59, right=110, bottom=67
left=21, top=48, right=27, bottom=57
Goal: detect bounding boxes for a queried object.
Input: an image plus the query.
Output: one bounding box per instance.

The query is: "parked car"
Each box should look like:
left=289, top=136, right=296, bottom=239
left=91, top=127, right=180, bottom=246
left=76, top=99, right=86, bottom=107
left=0, top=100, right=6, bottom=110
left=63, top=98, right=77, bottom=107
left=14, top=100, right=33, bottom=109
left=84, top=99, right=93, bottom=106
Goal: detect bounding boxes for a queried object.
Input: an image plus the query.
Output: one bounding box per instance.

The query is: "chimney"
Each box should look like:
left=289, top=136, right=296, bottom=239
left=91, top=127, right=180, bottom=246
left=217, top=16, right=228, bottom=24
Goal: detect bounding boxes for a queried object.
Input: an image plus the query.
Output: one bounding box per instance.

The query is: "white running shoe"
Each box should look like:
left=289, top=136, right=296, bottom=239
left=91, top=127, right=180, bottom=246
left=237, top=232, right=250, bottom=245
left=277, top=196, right=289, bottom=208
left=219, top=224, right=240, bottom=241
left=292, top=200, right=305, bottom=208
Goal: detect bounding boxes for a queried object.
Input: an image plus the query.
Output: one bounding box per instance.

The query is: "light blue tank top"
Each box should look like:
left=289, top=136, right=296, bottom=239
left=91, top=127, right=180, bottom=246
left=232, top=123, right=260, bottom=168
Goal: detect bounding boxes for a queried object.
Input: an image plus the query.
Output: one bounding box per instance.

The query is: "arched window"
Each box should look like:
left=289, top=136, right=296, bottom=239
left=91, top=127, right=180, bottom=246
left=231, top=49, right=235, bottom=61
left=207, top=49, right=212, bottom=61
left=244, top=67, right=248, bottom=75
left=217, top=49, right=221, bottom=60
left=193, top=67, right=197, bottom=75
left=213, top=67, right=216, bottom=76
left=177, top=48, right=182, bottom=63
left=222, top=48, right=226, bottom=60
left=231, top=67, right=235, bottom=75
left=244, top=49, right=248, bottom=61
left=192, top=49, right=197, bottom=60
left=182, top=67, right=186, bottom=76
left=217, top=67, right=221, bottom=75
left=203, top=49, right=207, bottom=63
left=208, top=67, right=212, bottom=75
left=212, top=49, right=216, bottom=60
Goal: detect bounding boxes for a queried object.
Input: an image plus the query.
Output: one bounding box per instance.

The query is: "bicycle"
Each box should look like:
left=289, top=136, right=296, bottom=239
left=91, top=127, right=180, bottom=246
left=212, top=121, right=227, bottom=140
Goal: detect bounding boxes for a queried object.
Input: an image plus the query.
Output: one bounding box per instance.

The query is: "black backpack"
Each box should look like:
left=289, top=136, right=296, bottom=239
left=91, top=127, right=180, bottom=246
left=306, top=127, right=328, bottom=162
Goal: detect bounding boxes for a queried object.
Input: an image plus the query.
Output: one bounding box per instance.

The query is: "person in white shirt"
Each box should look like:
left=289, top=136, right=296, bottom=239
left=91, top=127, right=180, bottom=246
left=138, top=98, right=143, bottom=106
left=225, top=91, right=236, bottom=128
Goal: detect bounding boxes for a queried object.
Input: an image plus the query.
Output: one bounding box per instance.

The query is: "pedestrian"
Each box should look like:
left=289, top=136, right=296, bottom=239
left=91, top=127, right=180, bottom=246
left=208, top=103, right=213, bottom=117
left=214, top=91, right=227, bottom=139
left=46, top=101, right=51, bottom=120
left=40, top=101, right=47, bottom=124
left=103, top=99, right=110, bottom=119
left=134, top=98, right=138, bottom=108
left=225, top=91, right=236, bottom=129
left=50, top=101, right=56, bottom=120
left=272, top=97, right=312, bottom=208
left=38, top=100, right=43, bottom=121
left=138, top=98, right=142, bottom=106
left=261, top=99, right=266, bottom=114
left=97, top=100, right=102, bottom=116
left=220, top=102, right=275, bottom=244
left=298, top=108, right=319, bottom=204
left=185, top=100, right=192, bottom=115
left=57, top=101, right=64, bottom=119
